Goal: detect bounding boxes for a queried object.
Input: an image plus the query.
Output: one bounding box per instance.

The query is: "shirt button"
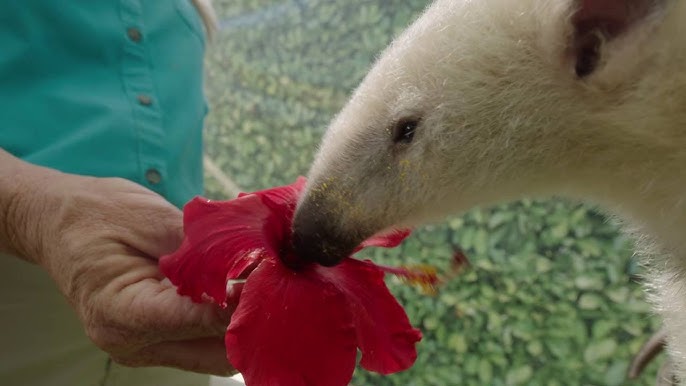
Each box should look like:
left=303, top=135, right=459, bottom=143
left=145, top=168, right=162, bottom=185
left=127, top=27, right=142, bottom=42
left=137, top=94, right=153, bottom=106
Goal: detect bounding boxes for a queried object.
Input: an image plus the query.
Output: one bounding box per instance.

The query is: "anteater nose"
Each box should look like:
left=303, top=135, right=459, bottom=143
left=291, top=203, right=355, bottom=267
left=290, top=230, right=346, bottom=267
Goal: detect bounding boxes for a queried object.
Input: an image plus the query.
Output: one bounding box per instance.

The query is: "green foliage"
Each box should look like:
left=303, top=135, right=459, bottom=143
left=203, top=1, right=662, bottom=384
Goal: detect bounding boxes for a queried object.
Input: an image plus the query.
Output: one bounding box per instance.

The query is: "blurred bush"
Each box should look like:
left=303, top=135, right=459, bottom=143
left=203, top=1, right=661, bottom=384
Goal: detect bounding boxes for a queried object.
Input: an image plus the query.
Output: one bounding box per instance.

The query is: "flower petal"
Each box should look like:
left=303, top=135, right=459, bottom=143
left=225, top=258, right=358, bottom=386
left=317, top=259, right=422, bottom=374
left=159, top=195, right=277, bottom=307
left=355, top=228, right=412, bottom=252
left=238, top=176, right=307, bottom=206
left=240, top=177, right=307, bottom=254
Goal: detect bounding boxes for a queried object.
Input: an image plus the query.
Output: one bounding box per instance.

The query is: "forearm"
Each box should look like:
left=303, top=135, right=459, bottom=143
left=0, top=148, right=58, bottom=262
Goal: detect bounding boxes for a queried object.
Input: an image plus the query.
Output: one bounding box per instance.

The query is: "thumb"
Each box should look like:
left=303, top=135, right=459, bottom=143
left=153, top=211, right=185, bottom=258
left=122, top=195, right=186, bottom=259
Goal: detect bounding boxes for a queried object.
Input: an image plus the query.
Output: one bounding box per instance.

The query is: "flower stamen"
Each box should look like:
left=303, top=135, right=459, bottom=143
left=376, top=263, right=440, bottom=295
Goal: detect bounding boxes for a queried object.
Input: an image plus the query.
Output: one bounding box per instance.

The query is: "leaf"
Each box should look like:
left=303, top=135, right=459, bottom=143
left=607, top=287, right=630, bottom=303
left=473, top=228, right=489, bottom=255
left=578, top=293, right=604, bottom=310
left=447, top=334, right=468, bottom=354
left=546, top=338, right=572, bottom=359
left=574, top=275, right=603, bottom=290
left=584, top=339, right=617, bottom=364
left=505, top=366, right=533, bottom=385
left=550, top=222, right=569, bottom=239
left=478, top=359, right=494, bottom=384
left=526, top=340, right=543, bottom=356
left=604, top=360, right=629, bottom=386
left=423, top=316, right=439, bottom=330
left=535, top=257, right=553, bottom=273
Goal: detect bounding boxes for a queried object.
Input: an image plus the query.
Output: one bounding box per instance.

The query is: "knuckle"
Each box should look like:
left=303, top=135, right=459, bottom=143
left=85, top=324, right=121, bottom=353
left=84, top=315, right=138, bottom=355
left=110, top=354, right=150, bottom=368
left=146, top=206, right=176, bottom=231
left=64, top=259, right=100, bottom=305
left=213, top=366, right=239, bottom=377
left=163, top=357, right=222, bottom=375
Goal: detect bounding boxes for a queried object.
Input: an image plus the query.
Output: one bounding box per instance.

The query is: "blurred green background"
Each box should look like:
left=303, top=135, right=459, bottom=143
left=202, top=1, right=662, bottom=384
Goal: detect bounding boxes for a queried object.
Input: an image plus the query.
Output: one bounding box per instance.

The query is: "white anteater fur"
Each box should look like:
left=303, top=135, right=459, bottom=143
left=292, top=0, right=686, bottom=380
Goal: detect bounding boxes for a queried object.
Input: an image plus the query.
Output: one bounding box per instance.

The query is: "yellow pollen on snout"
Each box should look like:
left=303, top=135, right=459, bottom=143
left=310, top=178, right=367, bottom=220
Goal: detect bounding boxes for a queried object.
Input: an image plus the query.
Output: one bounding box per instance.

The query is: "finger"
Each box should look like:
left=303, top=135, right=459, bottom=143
left=156, top=278, right=237, bottom=327
left=88, top=272, right=236, bottom=358
left=107, top=190, right=185, bottom=259
left=127, top=202, right=185, bottom=259
left=100, top=259, right=238, bottom=340
left=104, top=278, right=230, bottom=346
left=113, top=337, right=236, bottom=376
left=97, top=277, right=233, bottom=352
left=143, top=206, right=185, bottom=258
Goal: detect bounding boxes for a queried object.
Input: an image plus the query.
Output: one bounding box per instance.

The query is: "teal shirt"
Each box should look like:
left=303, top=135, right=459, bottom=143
left=0, top=0, right=208, bottom=208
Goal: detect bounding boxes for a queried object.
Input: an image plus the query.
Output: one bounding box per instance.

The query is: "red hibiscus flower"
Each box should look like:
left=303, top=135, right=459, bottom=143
left=160, top=177, right=432, bottom=386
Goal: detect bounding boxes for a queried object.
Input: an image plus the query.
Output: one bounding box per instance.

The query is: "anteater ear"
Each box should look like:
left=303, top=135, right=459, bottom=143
left=571, top=0, right=663, bottom=77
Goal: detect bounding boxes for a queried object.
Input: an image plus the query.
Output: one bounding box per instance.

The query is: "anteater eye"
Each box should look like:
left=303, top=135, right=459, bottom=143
left=392, top=118, right=420, bottom=144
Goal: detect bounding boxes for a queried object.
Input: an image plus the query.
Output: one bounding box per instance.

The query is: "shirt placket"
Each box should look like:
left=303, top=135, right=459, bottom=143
left=119, top=0, right=168, bottom=197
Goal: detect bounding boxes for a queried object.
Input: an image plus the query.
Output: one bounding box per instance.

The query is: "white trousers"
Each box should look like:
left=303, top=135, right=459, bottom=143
left=0, top=254, right=210, bottom=386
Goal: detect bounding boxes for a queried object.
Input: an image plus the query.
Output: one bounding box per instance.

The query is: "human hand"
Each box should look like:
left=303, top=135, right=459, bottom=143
left=5, top=167, right=235, bottom=375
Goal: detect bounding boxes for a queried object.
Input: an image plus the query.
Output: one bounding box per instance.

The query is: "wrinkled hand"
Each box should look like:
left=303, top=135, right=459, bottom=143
left=14, top=172, right=235, bottom=375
